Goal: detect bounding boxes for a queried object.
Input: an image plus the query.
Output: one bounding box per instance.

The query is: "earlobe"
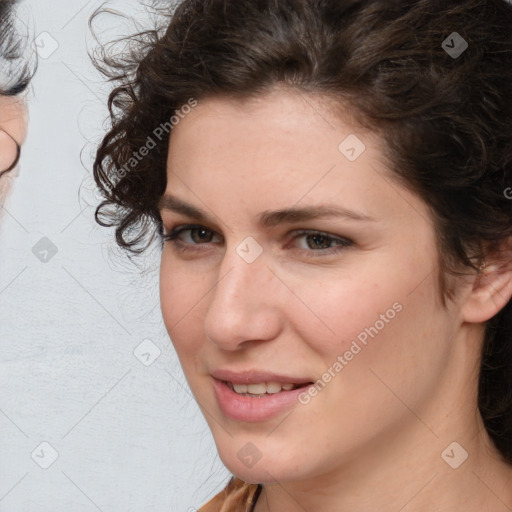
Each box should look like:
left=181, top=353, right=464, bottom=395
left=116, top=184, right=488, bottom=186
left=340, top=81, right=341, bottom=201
left=462, top=242, right=512, bottom=324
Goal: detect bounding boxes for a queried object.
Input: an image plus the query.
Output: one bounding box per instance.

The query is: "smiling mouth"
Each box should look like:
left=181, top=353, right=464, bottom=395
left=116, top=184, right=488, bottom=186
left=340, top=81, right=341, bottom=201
left=224, top=380, right=313, bottom=397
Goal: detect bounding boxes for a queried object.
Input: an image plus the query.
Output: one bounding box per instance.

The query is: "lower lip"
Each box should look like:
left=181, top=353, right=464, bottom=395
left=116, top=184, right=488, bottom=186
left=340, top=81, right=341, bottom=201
left=211, top=378, right=311, bottom=422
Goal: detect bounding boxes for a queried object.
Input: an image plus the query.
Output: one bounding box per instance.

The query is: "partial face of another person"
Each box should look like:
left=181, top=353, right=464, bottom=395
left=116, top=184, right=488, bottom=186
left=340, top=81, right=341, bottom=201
left=158, top=88, right=483, bottom=484
left=0, top=94, right=27, bottom=204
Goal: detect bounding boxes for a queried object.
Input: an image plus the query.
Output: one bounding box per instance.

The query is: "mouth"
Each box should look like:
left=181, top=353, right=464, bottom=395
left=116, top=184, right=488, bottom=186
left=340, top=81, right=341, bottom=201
left=211, top=374, right=315, bottom=422
left=223, top=380, right=312, bottom=397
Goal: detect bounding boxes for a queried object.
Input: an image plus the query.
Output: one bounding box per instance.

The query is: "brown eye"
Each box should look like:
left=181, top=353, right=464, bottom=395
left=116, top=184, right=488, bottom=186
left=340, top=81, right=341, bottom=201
left=163, top=225, right=222, bottom=246
left=305, top=234, right=333, bottom=250
left=190, top=227, right=215, bottom=243
left=290, top=230, right=353, bottom=255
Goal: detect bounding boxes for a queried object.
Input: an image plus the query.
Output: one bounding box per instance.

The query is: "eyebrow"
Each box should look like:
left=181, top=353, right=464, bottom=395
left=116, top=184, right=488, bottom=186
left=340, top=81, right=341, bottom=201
left=259, top=205, right=376, bottom=227
left=158, top=195, right=210, bottom=221
left=158, top=194, right=377, bottom=227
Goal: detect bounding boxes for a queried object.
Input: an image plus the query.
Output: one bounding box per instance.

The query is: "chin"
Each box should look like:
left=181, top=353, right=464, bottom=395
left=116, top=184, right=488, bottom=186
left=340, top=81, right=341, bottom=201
left=223, top=457, right=291, bottom=484
left=215, top=436, right=311, bottom=484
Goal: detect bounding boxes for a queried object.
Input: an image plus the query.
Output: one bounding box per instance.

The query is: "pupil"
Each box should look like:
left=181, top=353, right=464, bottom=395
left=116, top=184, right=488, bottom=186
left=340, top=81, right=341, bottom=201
left=308, top=234, right=330, bottom=249
left=192, top=228, right=211, bottom=243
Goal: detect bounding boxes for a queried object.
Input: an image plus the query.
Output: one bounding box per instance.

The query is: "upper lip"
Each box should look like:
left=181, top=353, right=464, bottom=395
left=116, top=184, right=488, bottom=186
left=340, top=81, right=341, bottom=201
left=211, top=369, right=313, bottom=385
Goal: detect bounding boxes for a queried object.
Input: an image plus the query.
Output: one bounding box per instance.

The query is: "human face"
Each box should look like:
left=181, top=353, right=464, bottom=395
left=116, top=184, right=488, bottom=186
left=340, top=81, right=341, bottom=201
left=0, top=95, right=27, bottom=203
left=159, top=88, right=468, bottom=485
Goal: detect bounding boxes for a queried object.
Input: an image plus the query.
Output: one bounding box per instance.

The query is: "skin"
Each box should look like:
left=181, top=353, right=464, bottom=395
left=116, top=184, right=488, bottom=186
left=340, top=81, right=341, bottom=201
left=0, top=95, right=28, bottom=205
left=159, top=87, right=512, bottom=512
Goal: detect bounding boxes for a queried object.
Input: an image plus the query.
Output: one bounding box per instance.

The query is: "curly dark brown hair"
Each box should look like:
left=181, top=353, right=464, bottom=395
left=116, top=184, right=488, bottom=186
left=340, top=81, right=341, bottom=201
left=93, top=0, right=512, bottom=464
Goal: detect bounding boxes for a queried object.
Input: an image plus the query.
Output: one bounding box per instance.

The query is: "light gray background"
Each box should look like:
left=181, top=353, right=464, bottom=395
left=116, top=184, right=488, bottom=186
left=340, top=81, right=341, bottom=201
left=0, top=1, right=229, bottom=511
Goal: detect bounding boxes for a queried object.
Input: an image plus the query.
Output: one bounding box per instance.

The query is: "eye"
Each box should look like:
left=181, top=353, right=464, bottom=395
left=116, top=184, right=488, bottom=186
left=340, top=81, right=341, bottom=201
left=184, top=227, right=216, bottom=244
left=291, top=230, right=353, bottom=253
left=303, top=233, right=335, bottom=250
left=163, top=224, right=222, bottom=246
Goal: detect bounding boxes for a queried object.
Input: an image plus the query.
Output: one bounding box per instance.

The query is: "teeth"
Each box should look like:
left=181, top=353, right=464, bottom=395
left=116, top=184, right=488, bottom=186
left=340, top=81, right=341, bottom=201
left=230, top=381, right=299, bottom=395
left=266, top=382, right=282, bottom=394
left=247, top=383, right=266, bottom=394
left=233, top=384, right=248, bottom=393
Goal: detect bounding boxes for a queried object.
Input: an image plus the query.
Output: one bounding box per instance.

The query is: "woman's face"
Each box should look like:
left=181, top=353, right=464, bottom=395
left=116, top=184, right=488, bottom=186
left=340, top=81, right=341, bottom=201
left=159, top=88, right=469, bottom=484
left=0, top=95, right=27, bottom=202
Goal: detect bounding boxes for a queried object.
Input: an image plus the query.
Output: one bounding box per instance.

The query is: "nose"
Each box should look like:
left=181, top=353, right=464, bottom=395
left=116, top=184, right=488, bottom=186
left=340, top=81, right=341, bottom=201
left=204, top=246, right=284, bottom=351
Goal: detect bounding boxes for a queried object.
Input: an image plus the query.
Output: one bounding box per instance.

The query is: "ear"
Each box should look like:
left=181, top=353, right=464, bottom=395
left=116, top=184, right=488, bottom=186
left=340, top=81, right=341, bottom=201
left=461, top=238, right=512, bottom=324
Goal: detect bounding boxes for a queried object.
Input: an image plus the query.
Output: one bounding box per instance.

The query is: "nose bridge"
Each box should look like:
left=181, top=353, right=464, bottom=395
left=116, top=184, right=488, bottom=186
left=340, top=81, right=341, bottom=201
left=204, top=244, right=281, bottom=348
left=212, top=246, right=270, bottom=316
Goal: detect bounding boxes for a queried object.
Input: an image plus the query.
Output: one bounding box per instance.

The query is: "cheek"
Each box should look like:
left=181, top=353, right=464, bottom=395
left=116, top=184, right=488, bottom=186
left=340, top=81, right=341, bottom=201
left=298, top=271, right=449, bottom=422
left=285, top=253, right=445, bottom=375
left=282, top=270, right=402, bottom=359
left=159, top=256, right=209, bottom=353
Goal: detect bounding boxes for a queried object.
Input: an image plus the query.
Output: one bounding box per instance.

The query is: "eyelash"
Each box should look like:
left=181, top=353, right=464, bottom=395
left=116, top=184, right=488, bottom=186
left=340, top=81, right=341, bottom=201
left=163, top=224, right=223, bottom=252
left=162, top=224, right=353, bottom=256
left=288, top=229, right=353, bottom=256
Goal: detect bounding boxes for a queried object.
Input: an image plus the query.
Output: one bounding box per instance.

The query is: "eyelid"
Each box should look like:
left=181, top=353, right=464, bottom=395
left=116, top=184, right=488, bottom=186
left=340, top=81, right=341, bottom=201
left=288, top=228, right=352, bottom=244
left=285, top=229, right=353, bottom=256
left=162, top=224, right=353, bottom=258
left=163, top=223, right=223, bottom=242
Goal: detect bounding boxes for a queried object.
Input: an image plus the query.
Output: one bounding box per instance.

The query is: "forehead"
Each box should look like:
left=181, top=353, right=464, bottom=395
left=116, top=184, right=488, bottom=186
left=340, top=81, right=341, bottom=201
left=168, top=88, right=363, bottom=153
left=166, top=89, right=386, bottom=206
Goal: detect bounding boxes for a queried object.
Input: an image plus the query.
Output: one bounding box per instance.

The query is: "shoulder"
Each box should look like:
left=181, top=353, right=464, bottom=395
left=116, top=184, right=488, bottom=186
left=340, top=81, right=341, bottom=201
left=198, top=476, right=261, bottom=512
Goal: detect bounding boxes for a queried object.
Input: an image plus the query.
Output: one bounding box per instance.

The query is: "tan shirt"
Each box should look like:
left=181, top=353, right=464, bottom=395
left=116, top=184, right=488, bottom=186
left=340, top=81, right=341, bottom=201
left=198, top=477, right=262, bottom=512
